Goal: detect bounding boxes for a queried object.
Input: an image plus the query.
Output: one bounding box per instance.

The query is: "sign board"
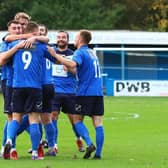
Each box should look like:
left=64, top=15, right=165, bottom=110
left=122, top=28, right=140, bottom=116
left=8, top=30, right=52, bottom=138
left=114, top=80, right=168, bottom=96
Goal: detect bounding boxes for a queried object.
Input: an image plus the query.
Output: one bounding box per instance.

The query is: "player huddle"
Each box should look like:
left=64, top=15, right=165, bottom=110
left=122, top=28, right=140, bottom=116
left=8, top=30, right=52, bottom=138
left=0, top=12, right=104, bottom=160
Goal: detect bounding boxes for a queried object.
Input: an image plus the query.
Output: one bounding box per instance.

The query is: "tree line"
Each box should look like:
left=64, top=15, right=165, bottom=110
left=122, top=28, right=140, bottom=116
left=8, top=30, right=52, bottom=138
left=0, top=0, right=168, bottom=31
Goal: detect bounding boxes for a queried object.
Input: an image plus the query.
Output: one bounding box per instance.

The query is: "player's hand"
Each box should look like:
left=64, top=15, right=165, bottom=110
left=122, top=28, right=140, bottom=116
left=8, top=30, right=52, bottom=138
left=47, top=46, right=56, bottom=56
left=15, top=40, right=26, bottom=49
left=24, top=37, right=36, bottom=48
left=63, top=65, right=68, bottom=71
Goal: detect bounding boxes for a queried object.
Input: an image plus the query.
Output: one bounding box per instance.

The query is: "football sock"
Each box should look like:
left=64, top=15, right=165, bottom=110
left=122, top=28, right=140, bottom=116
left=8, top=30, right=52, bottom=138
left=95, top=126, right=104, bottom=157
left=44, top=122, right=55, bottom=148
left=39, top=123, right=43, bottom=140
left=2, top=121, right=8, bottom=146
left=17, top=115, right=29, bottom=135
left=74, top=122, right=92, bottom=146
left=7, top=120, right=20, bottom=145
left=52, top=119, right=58, bottom=145
left=29, top=123, right=41, bottom=151
left=72, top=124, right=80, bottom=138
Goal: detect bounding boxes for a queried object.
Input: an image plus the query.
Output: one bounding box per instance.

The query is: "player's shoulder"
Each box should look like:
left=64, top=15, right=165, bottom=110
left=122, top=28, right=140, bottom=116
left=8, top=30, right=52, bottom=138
left=0, top=41, right=8, bottom=52
left=74, top=48, right=82, bottom=54
left=35, top=41, right=46, bottom=46
left=55, top=48, right=74, bottom=56
left=0, top=41, right=8, bottom=47
left=74, top=47, right=89, bottom=58
left=66, top=48, right=74, bottom=54
left=2, top=33, right=10, bottom=41
left=35, top=42, right=47, bottom=49
left=8, top=39, right=21, bottom=48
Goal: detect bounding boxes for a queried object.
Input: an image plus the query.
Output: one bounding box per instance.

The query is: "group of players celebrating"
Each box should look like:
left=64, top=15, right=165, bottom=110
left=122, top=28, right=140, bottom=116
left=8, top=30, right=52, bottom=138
left=0, top=12, right=104, bottom=160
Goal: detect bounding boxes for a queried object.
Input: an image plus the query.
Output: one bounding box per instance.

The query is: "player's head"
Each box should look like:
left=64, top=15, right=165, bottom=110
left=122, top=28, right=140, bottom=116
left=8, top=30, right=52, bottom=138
left=74, top=29, right=92, bottom=48
left=7, top=20, right=22, bottom=35
left=38, top=24, right=48, bottom=36
left=24, top=21, right=39, bottom=35
left=16, top=22, right=23, bottom=34
left=14, top=12, right=31, bottom=33
left=57, top=31, right=69, bottom=50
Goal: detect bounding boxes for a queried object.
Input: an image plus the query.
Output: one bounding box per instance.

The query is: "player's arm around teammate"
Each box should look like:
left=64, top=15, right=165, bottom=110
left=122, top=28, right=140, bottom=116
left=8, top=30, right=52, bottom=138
left=48, top=30, right=104, bottom=159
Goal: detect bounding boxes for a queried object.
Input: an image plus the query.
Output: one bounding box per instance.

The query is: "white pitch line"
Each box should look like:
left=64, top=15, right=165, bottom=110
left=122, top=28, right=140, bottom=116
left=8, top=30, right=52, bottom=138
left=59, top=112, right=139, bottom=121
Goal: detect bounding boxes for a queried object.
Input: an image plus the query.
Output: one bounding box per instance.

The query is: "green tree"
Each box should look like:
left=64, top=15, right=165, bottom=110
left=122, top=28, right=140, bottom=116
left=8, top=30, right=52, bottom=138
left=115, top=0, right=154, bottom=30
left=1, top=0, right=168, bottom=31
left=28, top=0, right=125, bottom=30
left=145, top=0, right=168, bottom=31
left=0, top=0, right=33, bottom=30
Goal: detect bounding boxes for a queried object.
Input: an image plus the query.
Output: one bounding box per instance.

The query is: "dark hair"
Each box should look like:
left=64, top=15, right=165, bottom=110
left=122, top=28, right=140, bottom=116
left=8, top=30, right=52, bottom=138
left=39, top=23, right=48, bottom=34
left=58, top=30, right=69, bottom=41
left=7, top=20, right=20, bottom=27
left=79, top=29, right=92, bottom=44
left=25, top=21, right=39, bottom=33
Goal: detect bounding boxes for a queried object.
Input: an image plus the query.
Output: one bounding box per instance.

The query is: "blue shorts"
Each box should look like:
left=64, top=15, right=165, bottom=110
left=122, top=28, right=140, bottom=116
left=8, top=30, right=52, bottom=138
left=42, top=84, right=54, bottom=113
left=12, top=88, right=42, bottom=113
left=75, top=96, right=104, bottom=117
left=51, top=93, right=76, bottom=114
left=4, top=86, right=13, bottom=114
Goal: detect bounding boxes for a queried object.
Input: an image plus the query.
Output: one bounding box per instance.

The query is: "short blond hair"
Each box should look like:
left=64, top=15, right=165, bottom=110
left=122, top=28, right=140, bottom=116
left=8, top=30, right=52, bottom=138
left=79, top=29, right=92, bottom=44
left=14, top=12, right=31, bottom=21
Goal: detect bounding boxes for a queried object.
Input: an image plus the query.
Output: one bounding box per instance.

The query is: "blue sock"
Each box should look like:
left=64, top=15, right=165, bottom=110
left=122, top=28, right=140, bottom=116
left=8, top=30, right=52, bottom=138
left=39, top=123, right=43, bottom=140
left=12, top=136, right=16, bottom=149
left=74, top=122, right=92, bottom=146
left=29, top=123, right=41, bottom=151
left=26, top=126, right=30, bottom=134
left=44, top=122, right=55, bottom=148
left=17, top=115, right=29, bottom=136
left=52, top=120, right=58, bottom=144
left=95, top=126, right=104, bottom=157
left=7, top=120, right=20, bottom=146
left=24, top=122, right=42, bottom=143
left=72, top=124, right=80, bottom=138
left=2, top=121, right=8, bottom=146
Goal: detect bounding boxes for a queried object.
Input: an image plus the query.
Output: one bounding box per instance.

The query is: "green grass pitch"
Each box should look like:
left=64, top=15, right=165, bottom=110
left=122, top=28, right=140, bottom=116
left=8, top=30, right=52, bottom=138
left=0, top=94, right=168, bottom=168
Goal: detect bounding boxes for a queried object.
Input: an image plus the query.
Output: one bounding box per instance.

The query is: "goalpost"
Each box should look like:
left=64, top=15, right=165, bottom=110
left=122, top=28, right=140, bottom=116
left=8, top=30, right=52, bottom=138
left=93, top=47, right=168, bottom=80
left=93, top=47, right=168, bottom=96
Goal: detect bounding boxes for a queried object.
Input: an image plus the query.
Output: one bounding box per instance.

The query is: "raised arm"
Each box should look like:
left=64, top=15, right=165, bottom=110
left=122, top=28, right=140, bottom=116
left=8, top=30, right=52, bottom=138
left=34, top=35, right=49, bottom=43
left=63, top=65, right=77, bottom=74
left=4, top=33, right=33, bottom=42
left=22, top=35, right=49, bottom=48
left=47, top=46, right=77, bottom=68
left=0, top=40, right=26, bottom=66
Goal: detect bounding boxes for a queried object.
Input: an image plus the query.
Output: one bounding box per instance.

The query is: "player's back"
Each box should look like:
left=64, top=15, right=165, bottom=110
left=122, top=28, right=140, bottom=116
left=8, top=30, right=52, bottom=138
left=73, top=46, right=103, bottom=96
left=12, top=41, right=47, bottom=88
left=42, top=57, right=54, bottom=85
